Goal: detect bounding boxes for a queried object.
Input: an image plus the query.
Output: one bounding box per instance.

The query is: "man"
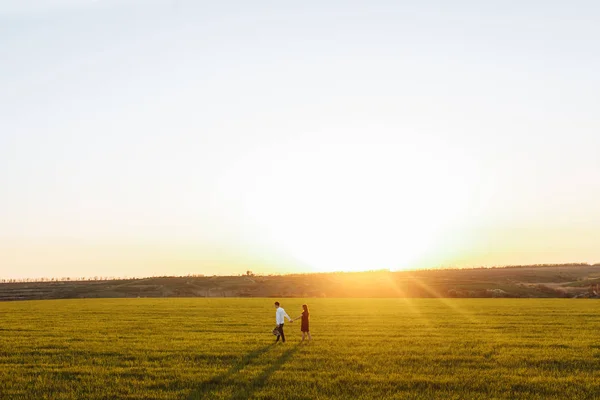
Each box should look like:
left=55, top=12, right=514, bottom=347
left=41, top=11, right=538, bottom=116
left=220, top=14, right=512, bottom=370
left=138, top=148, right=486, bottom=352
left=274, top=301, right=292, bottom=343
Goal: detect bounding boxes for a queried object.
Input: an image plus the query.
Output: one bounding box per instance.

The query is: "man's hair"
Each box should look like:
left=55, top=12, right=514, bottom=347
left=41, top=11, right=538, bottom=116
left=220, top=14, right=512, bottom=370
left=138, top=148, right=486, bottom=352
left=274, top=301, right=280, bottom=306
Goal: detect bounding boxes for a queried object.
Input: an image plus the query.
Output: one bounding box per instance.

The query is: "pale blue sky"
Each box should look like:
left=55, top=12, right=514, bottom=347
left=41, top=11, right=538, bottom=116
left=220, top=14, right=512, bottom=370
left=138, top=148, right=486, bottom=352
left=1, top=0, right=599, bottom=278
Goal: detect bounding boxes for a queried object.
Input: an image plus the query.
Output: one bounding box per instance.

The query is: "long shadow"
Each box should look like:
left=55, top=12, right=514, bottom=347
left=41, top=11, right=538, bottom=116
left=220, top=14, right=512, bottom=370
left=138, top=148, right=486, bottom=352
left=228, top=344, right=300, bottom=400
left=186, top=344, right=274, bottom=400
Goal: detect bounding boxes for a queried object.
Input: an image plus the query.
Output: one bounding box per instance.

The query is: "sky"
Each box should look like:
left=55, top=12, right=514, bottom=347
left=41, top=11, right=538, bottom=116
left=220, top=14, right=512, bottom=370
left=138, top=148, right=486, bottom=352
left=1, top=0, right=599, bottom=279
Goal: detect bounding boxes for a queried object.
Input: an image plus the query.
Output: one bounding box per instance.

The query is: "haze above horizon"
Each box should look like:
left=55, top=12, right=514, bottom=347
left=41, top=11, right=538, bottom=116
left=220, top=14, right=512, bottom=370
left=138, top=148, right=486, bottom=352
left=1, top=0, right=599, bottom=279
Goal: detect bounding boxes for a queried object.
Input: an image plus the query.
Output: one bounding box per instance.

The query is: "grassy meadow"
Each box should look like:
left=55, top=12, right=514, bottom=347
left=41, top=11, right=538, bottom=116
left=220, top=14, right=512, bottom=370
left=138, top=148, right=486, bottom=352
left=1, top=298, right=599, bottom=399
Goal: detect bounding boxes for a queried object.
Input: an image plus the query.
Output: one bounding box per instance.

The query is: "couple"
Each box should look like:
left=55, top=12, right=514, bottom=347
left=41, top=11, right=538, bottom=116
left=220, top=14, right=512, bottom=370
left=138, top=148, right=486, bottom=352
left=274, top=301, right=312, bottom=343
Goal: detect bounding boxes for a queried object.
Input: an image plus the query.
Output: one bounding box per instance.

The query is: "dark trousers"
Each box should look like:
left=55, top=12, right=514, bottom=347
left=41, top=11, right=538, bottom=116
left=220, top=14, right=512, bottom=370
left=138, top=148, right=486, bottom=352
left=275, top=324, right=285, bottom=342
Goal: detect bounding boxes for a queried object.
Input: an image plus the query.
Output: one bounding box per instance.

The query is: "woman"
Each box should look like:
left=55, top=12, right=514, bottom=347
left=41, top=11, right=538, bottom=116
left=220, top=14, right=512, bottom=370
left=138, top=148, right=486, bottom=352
left=292, top=304, right=312, bottom=342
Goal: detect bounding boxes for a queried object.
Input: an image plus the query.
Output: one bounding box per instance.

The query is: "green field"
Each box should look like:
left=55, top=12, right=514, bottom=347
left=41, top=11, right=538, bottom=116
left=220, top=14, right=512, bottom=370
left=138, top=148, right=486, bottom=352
left=1, top=299, right=599, bottom=399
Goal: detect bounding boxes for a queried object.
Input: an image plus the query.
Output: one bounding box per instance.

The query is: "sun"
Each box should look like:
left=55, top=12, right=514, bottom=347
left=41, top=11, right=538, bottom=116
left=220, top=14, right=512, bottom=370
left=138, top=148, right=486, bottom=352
left=219, top=137, right=475, bottom=273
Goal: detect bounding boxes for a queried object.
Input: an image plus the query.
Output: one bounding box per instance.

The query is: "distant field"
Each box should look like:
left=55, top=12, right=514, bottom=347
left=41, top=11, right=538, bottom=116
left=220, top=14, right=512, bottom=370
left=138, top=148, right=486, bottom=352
left=4, top=265, right=600, bottom=300
left=1, top=299, right=599, bottom=399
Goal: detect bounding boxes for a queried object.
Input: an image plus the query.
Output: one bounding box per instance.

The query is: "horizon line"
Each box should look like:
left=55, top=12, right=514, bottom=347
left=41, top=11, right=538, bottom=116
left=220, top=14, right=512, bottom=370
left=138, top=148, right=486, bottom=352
left=2, top=262, right=599, bottom=284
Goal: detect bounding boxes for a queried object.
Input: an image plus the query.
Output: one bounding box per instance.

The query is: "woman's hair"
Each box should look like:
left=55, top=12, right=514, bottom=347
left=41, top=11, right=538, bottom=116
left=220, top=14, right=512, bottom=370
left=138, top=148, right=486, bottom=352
left=302, top=304, right=309, bottom=313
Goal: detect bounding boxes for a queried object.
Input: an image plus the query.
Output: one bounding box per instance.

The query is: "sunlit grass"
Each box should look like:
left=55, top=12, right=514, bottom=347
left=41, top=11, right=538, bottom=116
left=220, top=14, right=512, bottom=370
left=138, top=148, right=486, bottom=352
left=1, top=299, right=599, bottom=399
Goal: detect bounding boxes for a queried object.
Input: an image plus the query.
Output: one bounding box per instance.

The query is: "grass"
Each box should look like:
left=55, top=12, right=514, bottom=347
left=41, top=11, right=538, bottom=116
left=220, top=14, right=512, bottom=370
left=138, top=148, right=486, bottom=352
left=1, top=298, right=599, bottom=399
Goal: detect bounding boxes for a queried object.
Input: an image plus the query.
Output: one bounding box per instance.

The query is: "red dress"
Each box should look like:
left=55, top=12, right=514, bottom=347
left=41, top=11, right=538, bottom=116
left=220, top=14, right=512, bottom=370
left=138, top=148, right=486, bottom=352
left=300, top=310, right=309, bottom=332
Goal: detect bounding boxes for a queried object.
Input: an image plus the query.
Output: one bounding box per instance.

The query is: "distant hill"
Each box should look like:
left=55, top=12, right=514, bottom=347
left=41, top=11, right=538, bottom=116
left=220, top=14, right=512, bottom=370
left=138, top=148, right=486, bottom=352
left=2, top=264, right=600, bottom=301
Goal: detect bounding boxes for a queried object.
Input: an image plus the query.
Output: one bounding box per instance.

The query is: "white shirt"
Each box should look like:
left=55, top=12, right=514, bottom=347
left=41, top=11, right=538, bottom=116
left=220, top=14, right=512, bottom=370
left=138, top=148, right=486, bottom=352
left=276, top=307, right=291, bottom=325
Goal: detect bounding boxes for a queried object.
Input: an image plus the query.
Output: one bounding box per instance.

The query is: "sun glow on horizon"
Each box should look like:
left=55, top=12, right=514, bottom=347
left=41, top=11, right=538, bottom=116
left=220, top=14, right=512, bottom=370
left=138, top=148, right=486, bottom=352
left=216, top=135, right=478, bottom=273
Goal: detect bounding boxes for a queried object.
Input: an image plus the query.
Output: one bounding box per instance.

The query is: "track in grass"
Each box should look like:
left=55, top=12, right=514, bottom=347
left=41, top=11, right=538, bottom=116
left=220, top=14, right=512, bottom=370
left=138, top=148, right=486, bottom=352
left=1, top=298, right=599, bottom=399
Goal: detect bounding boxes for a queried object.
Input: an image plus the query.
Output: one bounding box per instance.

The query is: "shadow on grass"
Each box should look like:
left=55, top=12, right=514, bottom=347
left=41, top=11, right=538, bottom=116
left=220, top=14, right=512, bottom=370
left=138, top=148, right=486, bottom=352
left=186, top=343, right=299, bottom=400
left=229, top=344, right=299, bottom=400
